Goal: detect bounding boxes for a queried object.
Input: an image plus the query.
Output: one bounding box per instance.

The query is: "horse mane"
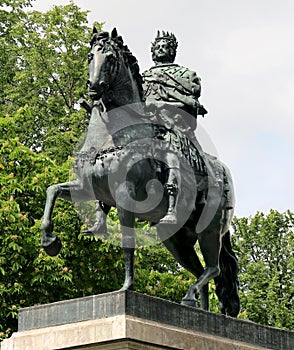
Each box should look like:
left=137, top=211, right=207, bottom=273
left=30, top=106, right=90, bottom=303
left=90, top=31, right=145, bottom=102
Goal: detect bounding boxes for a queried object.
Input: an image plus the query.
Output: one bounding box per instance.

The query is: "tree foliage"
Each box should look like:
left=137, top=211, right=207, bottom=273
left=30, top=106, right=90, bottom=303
left=0, top=118, right=126, bottom=339
left=1, top=1, right=92, bottom=161
left=231, top=210, right=294, bottom=330
left=0, top=0, right=33, bottom=112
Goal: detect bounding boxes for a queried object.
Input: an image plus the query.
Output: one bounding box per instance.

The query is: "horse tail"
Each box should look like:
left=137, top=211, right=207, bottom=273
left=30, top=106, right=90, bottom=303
left=214, top=230, right=240, bottom=317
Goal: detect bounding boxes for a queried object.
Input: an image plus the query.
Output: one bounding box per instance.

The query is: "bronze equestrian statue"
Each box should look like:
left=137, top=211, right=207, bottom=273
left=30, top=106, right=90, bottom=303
left=84, top=30, right=208, bottom=232
left=41, top=28, right=240, bottom=317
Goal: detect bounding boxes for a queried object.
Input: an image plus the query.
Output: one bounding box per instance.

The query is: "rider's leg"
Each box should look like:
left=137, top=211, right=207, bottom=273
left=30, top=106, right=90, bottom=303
left=159, top=152, right=181, bottom=224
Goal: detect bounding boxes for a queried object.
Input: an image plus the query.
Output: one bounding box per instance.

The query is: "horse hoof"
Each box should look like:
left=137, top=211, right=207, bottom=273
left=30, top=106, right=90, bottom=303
left=181, top=298, right=196, bottom=307
left=43, top=237, right=62, bottom=256
left=119, top=280, right=134, bottom=291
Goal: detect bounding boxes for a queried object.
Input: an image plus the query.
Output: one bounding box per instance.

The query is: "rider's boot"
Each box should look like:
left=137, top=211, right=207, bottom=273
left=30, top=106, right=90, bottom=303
left=82, top=201, right=110, bottom=236
left=159, top=183, right=179, bottom=224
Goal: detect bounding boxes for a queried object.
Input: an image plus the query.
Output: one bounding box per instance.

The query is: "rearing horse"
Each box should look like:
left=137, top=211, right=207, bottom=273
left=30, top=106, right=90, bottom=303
left=41, top=28, right=240, bottom=316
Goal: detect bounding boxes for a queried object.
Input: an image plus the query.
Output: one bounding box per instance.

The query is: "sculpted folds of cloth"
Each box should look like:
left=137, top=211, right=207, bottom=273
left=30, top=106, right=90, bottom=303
left=143, top=63, right=202, bottom=118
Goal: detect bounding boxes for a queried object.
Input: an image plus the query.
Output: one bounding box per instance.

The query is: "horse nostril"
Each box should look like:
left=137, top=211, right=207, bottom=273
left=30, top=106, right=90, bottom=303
left=86, top=80, right=91, bottom=88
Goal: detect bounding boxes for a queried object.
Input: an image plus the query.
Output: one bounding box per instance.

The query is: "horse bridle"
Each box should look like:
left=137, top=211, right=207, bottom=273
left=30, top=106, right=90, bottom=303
left=87, top=40, right=121, bottom=99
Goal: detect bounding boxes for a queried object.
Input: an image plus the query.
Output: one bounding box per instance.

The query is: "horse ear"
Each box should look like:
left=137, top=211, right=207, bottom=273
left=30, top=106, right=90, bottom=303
left=117, top=35, right=124, bottom=44
left=93, top=26, right=99, bottom=34
left=111, top=28, right=118, bottom=39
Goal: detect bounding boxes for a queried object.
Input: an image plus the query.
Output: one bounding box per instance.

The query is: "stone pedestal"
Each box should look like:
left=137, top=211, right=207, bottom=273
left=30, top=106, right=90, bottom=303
left=1, top=291, right=293, bottom=349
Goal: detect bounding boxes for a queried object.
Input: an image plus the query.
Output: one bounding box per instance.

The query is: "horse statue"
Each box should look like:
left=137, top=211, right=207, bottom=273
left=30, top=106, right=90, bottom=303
left=41, top=28, right=240, bottom=317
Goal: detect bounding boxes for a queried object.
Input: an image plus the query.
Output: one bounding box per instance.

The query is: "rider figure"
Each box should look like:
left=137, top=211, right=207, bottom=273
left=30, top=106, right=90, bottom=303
left=142, top=30, right=207, bottom=224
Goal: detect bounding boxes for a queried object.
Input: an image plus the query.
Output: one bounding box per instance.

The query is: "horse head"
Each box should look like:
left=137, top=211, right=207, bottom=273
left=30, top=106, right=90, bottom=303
left=87, top=27, right=144, bottom=107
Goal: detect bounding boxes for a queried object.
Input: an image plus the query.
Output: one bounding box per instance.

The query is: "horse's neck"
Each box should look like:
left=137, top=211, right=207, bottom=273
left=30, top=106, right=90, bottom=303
left=80, top=103, right=145, bottom=154
left=80, top=105, right=113, bottom=152
left=80, top=63, right=144, bottom=154
left=111, top=65, right=142, bottom=107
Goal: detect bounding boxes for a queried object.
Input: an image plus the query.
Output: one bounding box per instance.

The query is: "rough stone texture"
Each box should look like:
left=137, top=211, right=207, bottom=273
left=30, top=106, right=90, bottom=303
left=1, top=291, right=293, bottom=350
left=0, top=315, right=270, bottom=350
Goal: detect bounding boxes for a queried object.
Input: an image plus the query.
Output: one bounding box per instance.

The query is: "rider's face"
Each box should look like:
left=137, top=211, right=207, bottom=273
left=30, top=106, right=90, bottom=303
left=153, top=39, right=173, bottom=63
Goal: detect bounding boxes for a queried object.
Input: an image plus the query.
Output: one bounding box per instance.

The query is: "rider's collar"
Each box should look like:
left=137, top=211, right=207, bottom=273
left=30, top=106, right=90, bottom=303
left=150, top=63, right=178, bottom=69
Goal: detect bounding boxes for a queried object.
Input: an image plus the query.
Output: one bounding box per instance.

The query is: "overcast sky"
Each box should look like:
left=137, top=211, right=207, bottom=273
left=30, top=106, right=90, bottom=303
left=31, top=0, right=294, bottom=218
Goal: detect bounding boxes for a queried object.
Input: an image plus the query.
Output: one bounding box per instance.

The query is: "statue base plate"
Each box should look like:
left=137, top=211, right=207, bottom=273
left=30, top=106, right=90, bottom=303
left=1, top=291, right=292, bottom=350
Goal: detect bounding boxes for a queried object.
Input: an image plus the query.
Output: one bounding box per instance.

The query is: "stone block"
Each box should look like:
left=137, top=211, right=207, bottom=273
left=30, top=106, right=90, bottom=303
left=1, top=291, right=293, bottom=350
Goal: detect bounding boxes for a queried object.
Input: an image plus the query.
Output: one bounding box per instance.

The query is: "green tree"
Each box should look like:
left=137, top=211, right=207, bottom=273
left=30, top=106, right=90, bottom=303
left=0, top=0, right=33, bottom=109
left=231, top=210, right=294, bottom=330
left=1, top=1, right=95, bottom=162
left=0, top=108, right=126, bottom=341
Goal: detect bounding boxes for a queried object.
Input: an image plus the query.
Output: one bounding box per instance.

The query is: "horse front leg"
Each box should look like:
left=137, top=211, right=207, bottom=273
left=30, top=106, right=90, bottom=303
left=41, top=179, right=83, bottom=256
left=116, top=182, right=136, bottom=291
left=117, top=208, right=136, bottom=291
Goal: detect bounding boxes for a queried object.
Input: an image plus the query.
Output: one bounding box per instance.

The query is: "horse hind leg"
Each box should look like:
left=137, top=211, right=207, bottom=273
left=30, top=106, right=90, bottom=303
left=158, top=223, right=209, bottom=311
left=82, top=201, right=110, bottom=236
left=182, top=227, right=221, bottom=309
left=182, top=266, right=220, bottom=309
